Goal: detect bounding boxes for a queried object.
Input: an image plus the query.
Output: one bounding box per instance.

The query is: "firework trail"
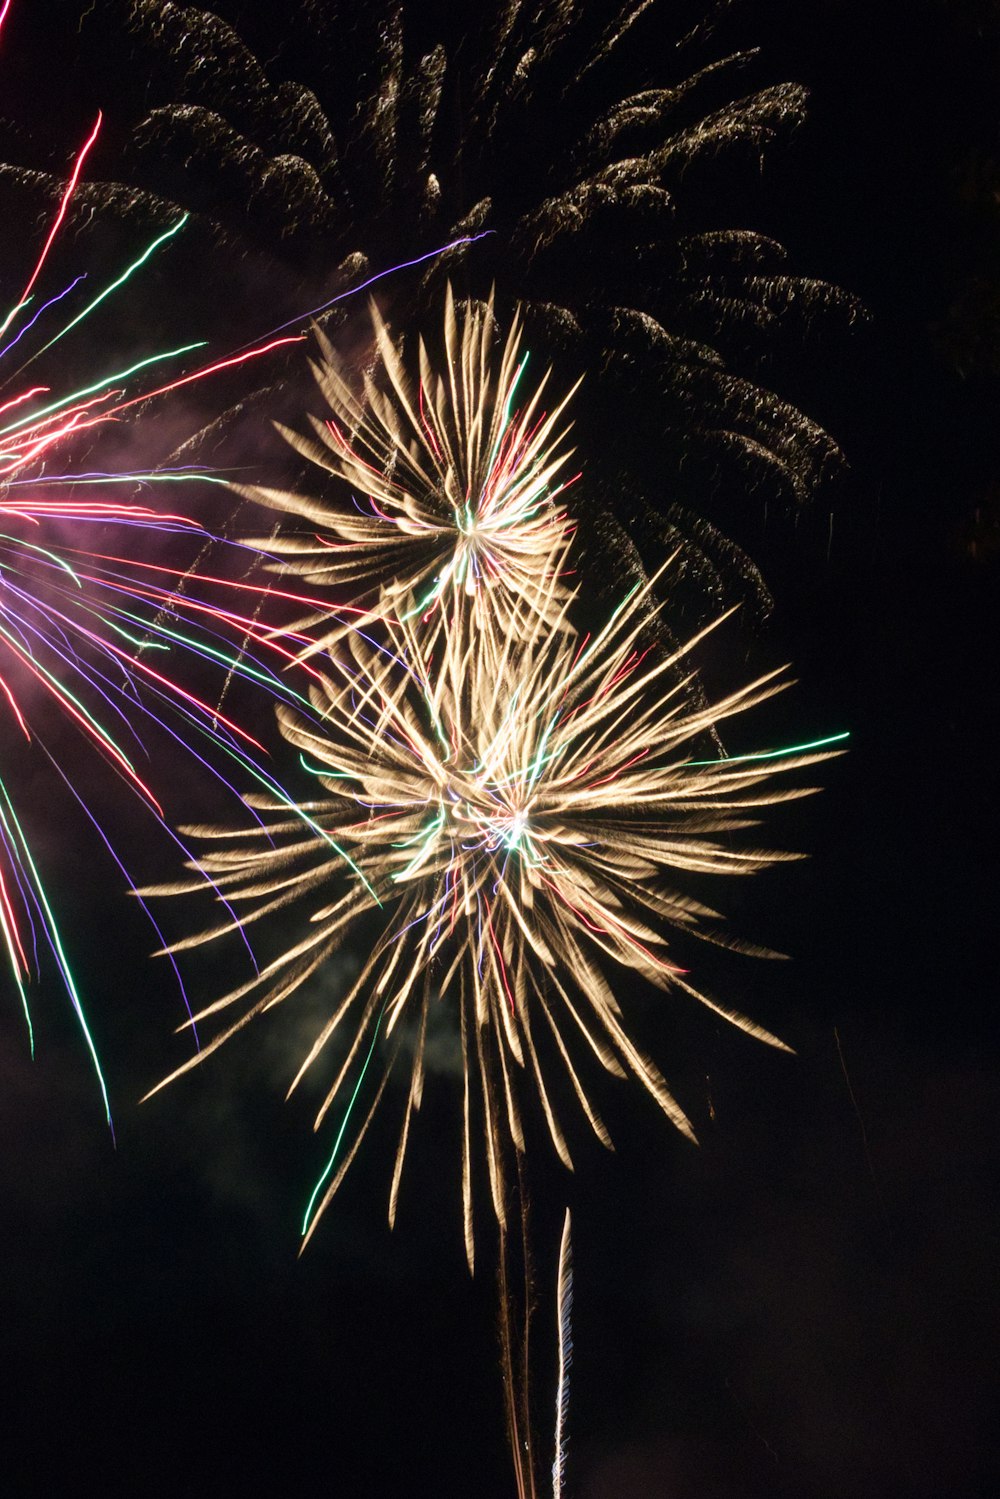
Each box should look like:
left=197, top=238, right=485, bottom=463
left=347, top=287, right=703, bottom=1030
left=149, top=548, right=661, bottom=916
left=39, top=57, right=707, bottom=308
left=144, top=556, right=841, bottom=1262
left=552, top=1208, right=573, bottom=1499
left=242, top=284, right=579, bottom=662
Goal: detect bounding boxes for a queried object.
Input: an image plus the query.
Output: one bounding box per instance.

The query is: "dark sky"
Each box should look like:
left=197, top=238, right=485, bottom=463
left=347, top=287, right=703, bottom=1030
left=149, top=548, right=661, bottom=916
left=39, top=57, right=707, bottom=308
left=1, top=3, right=998, bottom=1497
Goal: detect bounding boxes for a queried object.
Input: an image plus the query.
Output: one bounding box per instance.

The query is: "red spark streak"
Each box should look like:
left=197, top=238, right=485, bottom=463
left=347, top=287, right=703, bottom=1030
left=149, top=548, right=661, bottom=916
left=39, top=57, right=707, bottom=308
left=15, top=114, right=102, bottom=309
left=37, top=595, right=269, bottom=756
left=80, top=573, right=327, bottom=687
left=585, top=746, right=650, bottom=789
left=1, top=501, right=197, bottom=526
left=417, top=381, right=443, bottom=460
left=1, top=391, right=120, bottom=478
left=0, top=867, right=31, bottom=978
left=0, top=388, right=48, bottom=419
left=10, top=644, right=162, bottom=813
left=567, top=632, right=591, bottom=674
left=324, top=419, right=404, bottom=494
left=63, top=550, right=384, bottom=621
left=444, top=876, right=461, bottom=942
left=109, top=336, right=307, bottom=415
left=607, top=646, right=651, bottom=691
left=0, top=675, right=29, bottom=736
left=482, top=897, right=516, bottom=1015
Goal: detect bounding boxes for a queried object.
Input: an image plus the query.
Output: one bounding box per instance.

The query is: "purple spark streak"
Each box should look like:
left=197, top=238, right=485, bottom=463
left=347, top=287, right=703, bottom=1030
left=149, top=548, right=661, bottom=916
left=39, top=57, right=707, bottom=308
left=0, top=275, right=87, bottom=363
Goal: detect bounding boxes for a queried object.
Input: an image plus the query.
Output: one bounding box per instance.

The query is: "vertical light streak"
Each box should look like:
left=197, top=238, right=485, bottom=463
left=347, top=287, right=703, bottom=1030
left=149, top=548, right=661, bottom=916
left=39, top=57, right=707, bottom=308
left=552, top=1208, right=573, bottom=1499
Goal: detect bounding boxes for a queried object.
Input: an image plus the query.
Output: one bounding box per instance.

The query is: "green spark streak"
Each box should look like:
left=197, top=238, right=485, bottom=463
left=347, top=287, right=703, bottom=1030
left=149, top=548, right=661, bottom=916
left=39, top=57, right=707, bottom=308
left=518, top=835, right=548, bottom=869
left=0, top=773, right=110, bottom=1124
left=37, top=217, right=190, bottom=355
left=526, top=714, right=559, bottom=792
left=566, top=583, right=642, bottom=686
left=402, top=570, right=448, bottom=620
left=608, top=582, right=641, bottom=623
left=105, top=603, right=316, bottom=708
left=0, top=296, right=33, bottom=341
left=93, top=640, right=378, bottom=901
left=392, top=809, right=445, bottom=879
left=0, top=343, right=206, bottom=438
left=481, top=352, right=530, bottom=497
left=301, top=999, right=390, bottom=1237
left=0, top=781, right=35, bottom=1052
left=685, top=730, right=850, bottom=767
left=2, top=581, right=377, bottom=902
left=86, top=612, right=380, bottom=900
left=103, top=622, right=170, bottom=651
left=22, top=472, right=230, bottom=488
left=299, top=755, right=357, bottom=780
left=234, top=755, right=379, bottom=904
left=99, top=614, right=380, bottom=899
left=490, top=354, right=528, bottom=460
left=0, top=532, right=82, bottom=584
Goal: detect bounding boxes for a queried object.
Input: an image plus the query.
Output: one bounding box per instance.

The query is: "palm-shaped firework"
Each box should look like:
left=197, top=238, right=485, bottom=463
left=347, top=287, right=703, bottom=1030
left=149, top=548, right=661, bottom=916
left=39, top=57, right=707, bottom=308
left=6, top=0, right=860, bottom=616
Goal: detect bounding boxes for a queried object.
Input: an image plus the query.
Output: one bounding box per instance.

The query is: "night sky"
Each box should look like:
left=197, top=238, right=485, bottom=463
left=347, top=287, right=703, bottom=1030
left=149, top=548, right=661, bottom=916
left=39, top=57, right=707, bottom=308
left=1, top=4, right=998, bottom=1496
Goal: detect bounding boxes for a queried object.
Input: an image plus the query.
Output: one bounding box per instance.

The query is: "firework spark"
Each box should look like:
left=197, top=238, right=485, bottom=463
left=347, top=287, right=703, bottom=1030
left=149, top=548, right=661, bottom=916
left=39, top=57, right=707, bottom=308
left=243, top=285, right=579, bottom=658
left=146, top=562, right=837, bottom=1264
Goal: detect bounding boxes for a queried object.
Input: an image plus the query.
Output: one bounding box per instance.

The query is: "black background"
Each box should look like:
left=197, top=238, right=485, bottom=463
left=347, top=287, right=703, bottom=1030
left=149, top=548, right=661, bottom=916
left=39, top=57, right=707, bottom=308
left=1, top=3, right=997, bottom=1495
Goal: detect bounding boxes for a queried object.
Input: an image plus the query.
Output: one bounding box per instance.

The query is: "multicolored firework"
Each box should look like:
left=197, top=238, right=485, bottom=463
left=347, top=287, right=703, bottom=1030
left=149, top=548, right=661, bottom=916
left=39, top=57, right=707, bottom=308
left=146, top=559, right=841, bottom=1263
left=243, top=285, right=579, bottom=658
left=0, top=111, right=325, bottom=1122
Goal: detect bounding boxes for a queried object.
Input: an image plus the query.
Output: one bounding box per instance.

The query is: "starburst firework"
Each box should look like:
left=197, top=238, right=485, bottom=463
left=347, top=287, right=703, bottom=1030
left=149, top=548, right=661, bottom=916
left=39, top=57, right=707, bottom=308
left=243, top=285, right=578, bottom=657
left=148, top=563, right=836, bottom=1264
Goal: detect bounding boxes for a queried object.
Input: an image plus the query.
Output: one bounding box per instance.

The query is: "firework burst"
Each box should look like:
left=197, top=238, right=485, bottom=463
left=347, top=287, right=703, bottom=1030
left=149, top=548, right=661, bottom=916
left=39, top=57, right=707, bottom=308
left=0, top=110, right=325, bottom=1122
left=11, top=0, right=861, bottom=618
left=147, top=563, right=839, bottom=1264
left=243, top=285, right=578, bottom=659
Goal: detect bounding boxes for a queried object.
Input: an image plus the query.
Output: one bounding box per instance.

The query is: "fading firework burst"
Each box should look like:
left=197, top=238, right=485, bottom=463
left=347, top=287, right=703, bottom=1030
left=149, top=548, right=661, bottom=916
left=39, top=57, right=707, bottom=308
left=148, top=565, right=839, bottom=1264
left=9, top=0, right=861, bottom=618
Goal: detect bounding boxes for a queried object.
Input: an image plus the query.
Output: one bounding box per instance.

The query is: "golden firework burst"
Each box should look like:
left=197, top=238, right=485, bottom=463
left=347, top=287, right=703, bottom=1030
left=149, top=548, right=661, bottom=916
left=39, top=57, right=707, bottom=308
left=147, top=563, right=836, bottom=1266
left=241, top=284, right=579, bottom=662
